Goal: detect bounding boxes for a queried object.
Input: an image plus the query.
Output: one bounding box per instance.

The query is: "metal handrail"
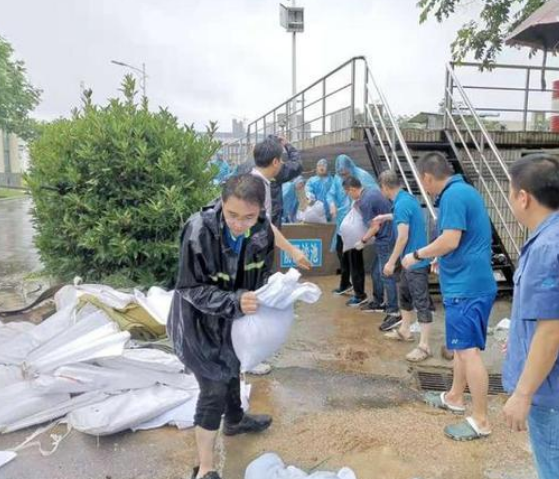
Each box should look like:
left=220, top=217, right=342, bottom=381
left=364, top=67, right=437, bottom=220
left=448, top=61, right=559, bottom=132
left=444, top=63, right=523, bottom=257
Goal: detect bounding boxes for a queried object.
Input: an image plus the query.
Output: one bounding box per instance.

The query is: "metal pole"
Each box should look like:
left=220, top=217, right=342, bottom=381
left=350, top=59, right=356, bottom=128
left=363, top=61, right=368, bottom=126
left=292, top=32, right=297, bottom=96
left=523, top=68, right=531, bottom=132
left=322, top=79, right=326, bottom=135
left=142, top=62, right=147, bottom=97
left=444, top=67, right=450, bottom=130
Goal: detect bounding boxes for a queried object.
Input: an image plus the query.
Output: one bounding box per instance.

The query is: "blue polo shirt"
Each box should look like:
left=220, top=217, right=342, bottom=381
left=436, top=175, right=496, bottom=298
left=357, top=188, right=394, bottom=247
left=503, top=212, right=559, bottom=408
left=393, top=189, right=430, bottom=270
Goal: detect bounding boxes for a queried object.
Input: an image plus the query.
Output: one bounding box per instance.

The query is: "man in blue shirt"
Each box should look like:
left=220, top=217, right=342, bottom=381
left=402, top=152, right=497, bottom=441
left=343, top=176, right=399, bottom=323
left=375, top=170, right=434, bottom=362
left=502, top=154, right=559, bottom=479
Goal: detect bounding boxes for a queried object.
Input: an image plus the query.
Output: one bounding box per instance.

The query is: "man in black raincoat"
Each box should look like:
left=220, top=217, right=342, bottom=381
left=167, top=174, right=275, bottom=479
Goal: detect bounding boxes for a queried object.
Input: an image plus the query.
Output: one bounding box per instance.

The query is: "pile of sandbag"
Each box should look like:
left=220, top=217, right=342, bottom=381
left=0, top=283, right=250, bottom=438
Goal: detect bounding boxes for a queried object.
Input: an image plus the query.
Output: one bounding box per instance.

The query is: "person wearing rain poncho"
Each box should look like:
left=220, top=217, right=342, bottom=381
left=327, top=154, right=378, bottom=307
left=210, top=152, right=232, bottom=186
left=167, top=175, right=276, bottom=479
left=281, top=176, right=306, bottom=223
left=305, top=159, right=334, bottom=222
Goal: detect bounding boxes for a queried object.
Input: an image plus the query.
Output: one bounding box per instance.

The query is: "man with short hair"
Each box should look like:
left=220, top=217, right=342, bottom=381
left=250, top=137, right=310, bottom=376
left=376, top=170, right=434, bottom=362
left=502, top=154, right=559, bottom=479
left=343, top=176, right=399, bottom=320
left=250, top=136, right=310, bottom=271
left=167, top=175, right=275, bottom=479
left=402, top=152, right=496, bottom=441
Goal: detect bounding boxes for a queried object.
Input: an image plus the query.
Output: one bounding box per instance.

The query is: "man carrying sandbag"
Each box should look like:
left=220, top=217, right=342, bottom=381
left=167, top=174, right=275, bottom=479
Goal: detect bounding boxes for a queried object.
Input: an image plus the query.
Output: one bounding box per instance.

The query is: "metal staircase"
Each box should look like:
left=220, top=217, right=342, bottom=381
left=222, top=57, right=524, bottom=292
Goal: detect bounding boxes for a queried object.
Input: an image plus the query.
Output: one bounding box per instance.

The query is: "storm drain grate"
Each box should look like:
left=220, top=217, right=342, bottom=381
left=415, top=370, right=505, bottom=396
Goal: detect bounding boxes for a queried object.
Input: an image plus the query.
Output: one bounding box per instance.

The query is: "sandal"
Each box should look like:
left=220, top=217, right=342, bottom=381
left=424, top=391, right=466, bottom=414
left=384, top=329, right=414, bottom=342
left=406, top=346, right=432, bottom=362
left=444, top=417, right=491, bottom=441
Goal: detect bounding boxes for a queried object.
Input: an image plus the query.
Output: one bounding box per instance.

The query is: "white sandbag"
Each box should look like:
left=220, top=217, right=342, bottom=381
left=0, top=365, right=23, bottom=387
left=2, top=391, right=108, bottom=434
left=133, top=381, right=252, bottom=431
left=301, top=201, right=327, bottom=224
left=245, top=453, right=357, bottom=479
left=134, top=287, right=173, bottom=325
left=339, top=207, right=371, bottom=252
left=67, top=385, right=191, bottom=436
left=24, top=314, right=130, bottom=375
left=96, top=348, right=184, bottom=374
left=232, top=269, right=321, bottom=372
left=54, top=283, right=135, bottom=311
left=0, top=321, right=35, bottom=344
left=0, top=382, right=70, bottom=430
left=0, top=305, right=75, bottom=365
left=0, top=451, right=17, bottom=469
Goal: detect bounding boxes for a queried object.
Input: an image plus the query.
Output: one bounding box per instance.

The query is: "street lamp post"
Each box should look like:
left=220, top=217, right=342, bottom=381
left=111, top=60, right=147, bottom=97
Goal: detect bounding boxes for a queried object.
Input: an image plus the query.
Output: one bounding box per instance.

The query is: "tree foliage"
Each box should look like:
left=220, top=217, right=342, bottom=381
left=418, top=0, right=548, bottom=66
left=26, top=75, right=219, bottom=287
left=0, top=35, right=41, bottom=140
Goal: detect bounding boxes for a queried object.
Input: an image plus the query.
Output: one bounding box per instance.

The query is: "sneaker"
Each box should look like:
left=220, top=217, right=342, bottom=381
left=360, top=301, right=386, bottom=313
left=191, top=467, right=221, bottom=479
left=223, top=414, right=273, bottom=436
left=247, top=362, right=272, bottom=376
left=333, top=285, right=353, bottom=296
left=378, top=313, right=403, bottom=332
left=346, top=296, right=368, bottom=307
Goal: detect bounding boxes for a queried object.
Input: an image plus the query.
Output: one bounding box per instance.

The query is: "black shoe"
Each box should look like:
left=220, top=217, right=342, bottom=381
left=223, top=414, right=272, bottom=436
left=346, top=295, right=368, bottom=307
left=333, top=285, right=353, bottom=296
left=360, top=301, right=386, bottom=313
left=191, top=468, right=221, bottom=479
left=379, top=314, right=402, bottom=332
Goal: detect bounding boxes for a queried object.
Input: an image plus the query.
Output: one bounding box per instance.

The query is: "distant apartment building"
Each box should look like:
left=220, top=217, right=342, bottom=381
left=0, top=130, right=27, bottom=187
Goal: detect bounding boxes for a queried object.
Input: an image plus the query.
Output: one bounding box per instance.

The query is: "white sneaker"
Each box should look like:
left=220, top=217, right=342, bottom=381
left=247, top=362, right=272, bottom=376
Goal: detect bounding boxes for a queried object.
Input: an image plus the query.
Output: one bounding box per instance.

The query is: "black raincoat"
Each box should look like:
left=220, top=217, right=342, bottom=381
left=235, top=142, right=302, bottom=227
left=167, top=201, right=275, bottom=381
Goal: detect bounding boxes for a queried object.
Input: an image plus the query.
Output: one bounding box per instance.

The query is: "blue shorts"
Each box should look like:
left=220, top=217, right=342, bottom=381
left=444, top=294, right=496, bottom=351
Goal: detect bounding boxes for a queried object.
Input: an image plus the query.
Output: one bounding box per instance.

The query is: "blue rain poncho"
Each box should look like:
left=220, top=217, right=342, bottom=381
left=326, top=155, right=378, bottom=251
left=282, top=176, right=305, bottom=223
left=211, top=154, right=232, bottom=186
left=305, top=159, right=334, bottom=222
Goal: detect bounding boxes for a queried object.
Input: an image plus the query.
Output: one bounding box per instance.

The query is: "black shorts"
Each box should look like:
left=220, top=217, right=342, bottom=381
left=398, top=267, right=434, bottom=323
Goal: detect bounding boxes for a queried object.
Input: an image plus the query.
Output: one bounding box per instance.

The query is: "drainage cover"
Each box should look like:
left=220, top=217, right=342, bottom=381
left=415, top=370, right=505, bottom=396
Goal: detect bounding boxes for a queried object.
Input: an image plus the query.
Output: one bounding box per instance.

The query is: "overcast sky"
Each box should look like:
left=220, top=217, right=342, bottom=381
left=1, top=0, right=555, bottom=132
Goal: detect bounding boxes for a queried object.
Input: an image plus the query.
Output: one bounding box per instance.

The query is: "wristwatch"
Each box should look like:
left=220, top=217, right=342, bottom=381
left=413, top=250, right=422, bottom=261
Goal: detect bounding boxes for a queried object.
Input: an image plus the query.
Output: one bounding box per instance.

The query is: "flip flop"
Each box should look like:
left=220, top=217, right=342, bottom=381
left=406, top=346, right=433, bottom=362
left=384, top=329, right=414, bottom=342
left=424, top=391, right=466, bottom=415
left=444, top=417, right=491, bottom=441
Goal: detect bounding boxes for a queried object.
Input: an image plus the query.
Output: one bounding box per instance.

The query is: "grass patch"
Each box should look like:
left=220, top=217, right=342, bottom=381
left=0, top=187, right=27, bottom=199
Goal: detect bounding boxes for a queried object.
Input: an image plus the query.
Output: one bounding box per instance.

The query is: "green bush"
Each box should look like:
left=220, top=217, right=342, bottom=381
left=26, top=76, right=219, bottom=286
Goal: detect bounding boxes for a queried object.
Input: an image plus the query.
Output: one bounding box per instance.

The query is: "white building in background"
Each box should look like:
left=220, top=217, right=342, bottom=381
left=0, top=129, right=27, bottom=187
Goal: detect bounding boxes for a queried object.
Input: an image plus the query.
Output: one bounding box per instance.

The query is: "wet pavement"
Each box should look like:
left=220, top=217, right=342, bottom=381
left=0, top=203, right=537, bottom=479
